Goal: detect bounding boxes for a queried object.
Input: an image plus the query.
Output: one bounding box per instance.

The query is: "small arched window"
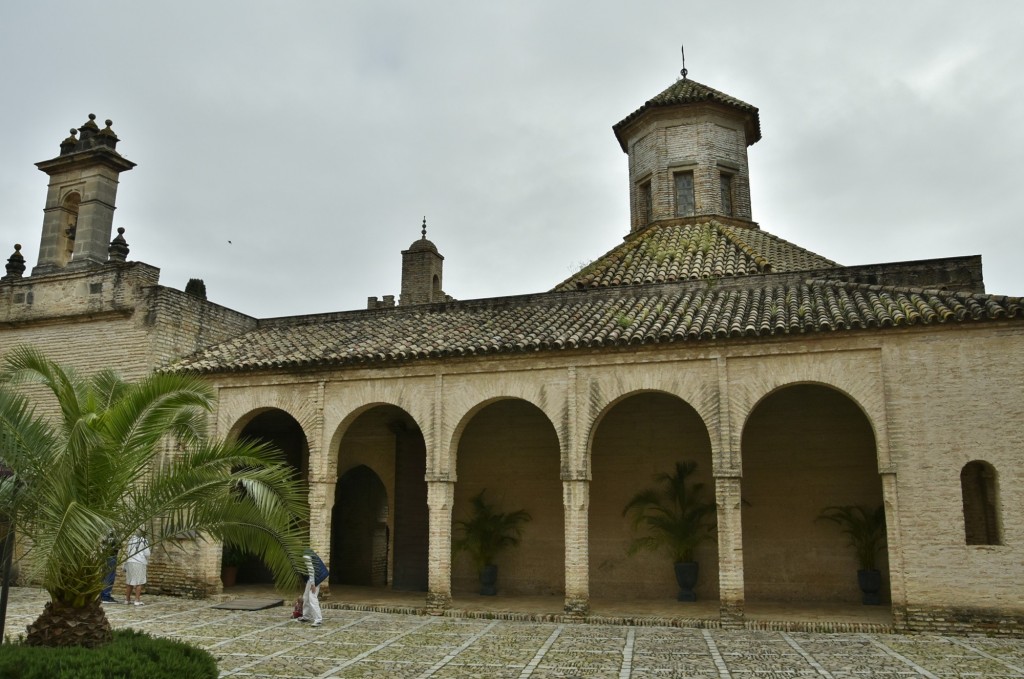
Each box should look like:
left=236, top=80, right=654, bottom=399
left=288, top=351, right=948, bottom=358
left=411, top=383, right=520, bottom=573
left=961, top=461, right=1000, bottom=545
left=60, top=192, right=81, bottom=265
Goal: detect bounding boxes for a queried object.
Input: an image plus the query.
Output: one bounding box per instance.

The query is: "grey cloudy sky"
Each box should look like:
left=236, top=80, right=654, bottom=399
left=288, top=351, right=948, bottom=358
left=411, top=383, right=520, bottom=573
left=2, top=1, right=1022, bottom=318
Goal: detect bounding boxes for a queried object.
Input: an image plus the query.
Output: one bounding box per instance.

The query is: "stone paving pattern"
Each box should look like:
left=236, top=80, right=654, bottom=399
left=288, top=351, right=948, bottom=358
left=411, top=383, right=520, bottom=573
left=4, top=588, right=1024, bottom=678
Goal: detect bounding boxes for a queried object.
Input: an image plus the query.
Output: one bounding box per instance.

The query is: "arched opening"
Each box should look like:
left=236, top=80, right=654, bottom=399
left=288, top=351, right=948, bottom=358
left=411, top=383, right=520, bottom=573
left=741, top=384, right=887, bottom=604
left=453, top=399, right=562, bottom=597
left=961, top=461, right=1001, bottom=545
left=60, top=192, right=80, bottom=266
left=332, top=465, right=389, bottom=586
left=334, top=405, right=428, bottom=591
left=590, top=392, right=717, bottom=602
left=230, top=408, right=309, bottom=585
left=431, top=274, right=440, bottom=298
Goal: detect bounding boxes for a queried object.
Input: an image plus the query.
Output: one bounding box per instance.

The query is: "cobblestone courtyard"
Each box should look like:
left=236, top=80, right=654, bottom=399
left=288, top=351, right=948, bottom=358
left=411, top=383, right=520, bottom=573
left=4, top=588, right=1024, bottom=678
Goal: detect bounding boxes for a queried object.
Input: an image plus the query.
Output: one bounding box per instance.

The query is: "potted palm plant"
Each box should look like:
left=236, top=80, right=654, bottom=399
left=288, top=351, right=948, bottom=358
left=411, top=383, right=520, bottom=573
left=622, top=461, right=716, bottom=602
left=453, top=489, right=531, bottom=596
left=817, top=504, right=886, bottom=604
left=221, top=546, right=245, bottom=588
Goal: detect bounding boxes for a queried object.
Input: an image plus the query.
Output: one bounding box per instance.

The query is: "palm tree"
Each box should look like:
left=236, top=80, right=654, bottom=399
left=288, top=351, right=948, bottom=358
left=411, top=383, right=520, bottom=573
left=453, top=489, right=531, bottom=575
left=817, top=504, right=886, bottom=571
left=0, top=345, right=308, bottom=648
left=622, top=460, right=716, bottom=563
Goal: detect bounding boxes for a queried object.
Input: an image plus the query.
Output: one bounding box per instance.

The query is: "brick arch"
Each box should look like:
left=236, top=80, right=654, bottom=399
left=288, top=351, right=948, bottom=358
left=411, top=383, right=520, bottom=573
left=328, top=400, right=427, bottom=480
left=222, top=406, right=311, bottom=585
left=588, top=390, right=718, bottom=602
left=331, top=401, right=430, bottom=593
left=726, top=352, right=890, bottom=470
left=447, top=395, right=559, bottom=474
left=217, top=386, right=319, bottom=447
left=450, top=396, right=564, bottom=598
left=578, top=365, right=721, bottom=477
left=740, top=381, right=888, bottom=605
left=585, top=387, right=717, bottom=474
left=445, top=389, right=564, bottom=480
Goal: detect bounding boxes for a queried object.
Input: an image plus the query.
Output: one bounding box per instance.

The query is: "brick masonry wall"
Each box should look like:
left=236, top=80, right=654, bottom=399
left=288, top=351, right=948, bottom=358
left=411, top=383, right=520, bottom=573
left=883, top=328, right=1024, bottom=614
left=0, top=263, right=257, bottom=596
left=627, top=106, right=752, bottom=232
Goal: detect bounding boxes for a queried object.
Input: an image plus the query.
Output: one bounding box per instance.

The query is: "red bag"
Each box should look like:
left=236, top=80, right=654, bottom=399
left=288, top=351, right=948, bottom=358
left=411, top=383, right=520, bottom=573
left=291, top=598, right=303, bottom=618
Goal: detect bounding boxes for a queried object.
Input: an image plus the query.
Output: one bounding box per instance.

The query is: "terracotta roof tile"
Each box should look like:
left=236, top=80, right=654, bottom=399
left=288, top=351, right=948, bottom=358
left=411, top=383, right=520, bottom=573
left=168, top=280, right=1024, bottom=374
left=613, top=78, right=762, bottom=147
left=554, top=221, right=839, bottom=292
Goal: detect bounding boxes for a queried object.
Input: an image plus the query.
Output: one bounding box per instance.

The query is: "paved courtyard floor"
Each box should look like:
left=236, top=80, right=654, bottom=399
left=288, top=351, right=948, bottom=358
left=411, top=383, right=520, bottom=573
left=4, top=587, right=1024, bottom=678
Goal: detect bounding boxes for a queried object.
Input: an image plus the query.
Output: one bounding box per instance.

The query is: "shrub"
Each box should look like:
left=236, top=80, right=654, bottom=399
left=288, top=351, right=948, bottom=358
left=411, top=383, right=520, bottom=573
left=0, top=629, right=218, bottom=678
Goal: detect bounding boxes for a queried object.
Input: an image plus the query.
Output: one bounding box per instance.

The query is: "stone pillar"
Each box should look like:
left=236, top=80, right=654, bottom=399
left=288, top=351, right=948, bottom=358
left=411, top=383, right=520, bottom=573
left=426, top=479, right=455, bottom=613
left=715, top=474, right=745, bottom=627
left=562, top=478, right=590, bottom=616
left=308, top=480, right=332, bottom=597
left=880, top=470, right=908, bottom=630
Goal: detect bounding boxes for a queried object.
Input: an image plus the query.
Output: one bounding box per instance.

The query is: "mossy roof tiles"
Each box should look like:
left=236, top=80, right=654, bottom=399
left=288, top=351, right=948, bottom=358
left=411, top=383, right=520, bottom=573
left=553, top=221, right=839, bottom=291
left=613, top=78, right=762, bottom=147
left=170, top=279, right=1024, bottom=374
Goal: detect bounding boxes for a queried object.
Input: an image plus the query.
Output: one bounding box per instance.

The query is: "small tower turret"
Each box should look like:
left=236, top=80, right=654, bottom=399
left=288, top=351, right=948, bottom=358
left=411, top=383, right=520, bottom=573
left=33, top=114, right=136, bottom=274
left=400, top=217, right=446, bottom=306
left=613, top=61, right=761, bottom=233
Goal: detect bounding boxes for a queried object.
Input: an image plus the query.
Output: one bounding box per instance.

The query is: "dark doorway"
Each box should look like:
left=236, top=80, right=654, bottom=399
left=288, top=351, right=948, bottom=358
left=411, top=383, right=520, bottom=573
left=334, top=406, right=428, bottom=592
left=233, top=409, right=308, bottom=584
left=332, top=466, right=389, bottom=586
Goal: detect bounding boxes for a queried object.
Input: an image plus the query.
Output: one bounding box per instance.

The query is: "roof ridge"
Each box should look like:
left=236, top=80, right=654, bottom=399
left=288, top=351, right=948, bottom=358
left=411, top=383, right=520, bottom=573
left=714, top=221, right=771, bottom=273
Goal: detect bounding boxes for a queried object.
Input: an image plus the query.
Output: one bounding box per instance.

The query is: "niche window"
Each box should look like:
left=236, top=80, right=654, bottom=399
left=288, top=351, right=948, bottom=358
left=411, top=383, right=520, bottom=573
left=719, top=172, right=734, bottom=216
left=638, top=180, right=653, bottom=226
left=674, top=171, right=695, bottom=217
left=61, top=192, right=80, bottom=265
left=960, top=460, right=1001, bottom=545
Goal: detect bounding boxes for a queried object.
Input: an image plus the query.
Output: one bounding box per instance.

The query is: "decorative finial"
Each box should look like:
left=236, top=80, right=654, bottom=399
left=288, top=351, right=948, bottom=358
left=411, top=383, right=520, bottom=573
left=4, top=243, right=26, bottom=280
left=88, top=113, right=96, bottom=121
left=421, top=216, right=427, bottom=240
left=108, top=227, right=129, bottom=263
left=680, top=44, right=688, bottom=80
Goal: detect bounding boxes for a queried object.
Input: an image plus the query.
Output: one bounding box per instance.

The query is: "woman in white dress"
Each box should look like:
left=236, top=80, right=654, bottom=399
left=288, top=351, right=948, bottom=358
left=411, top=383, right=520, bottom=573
left=124, top=532, right=151, bottom=605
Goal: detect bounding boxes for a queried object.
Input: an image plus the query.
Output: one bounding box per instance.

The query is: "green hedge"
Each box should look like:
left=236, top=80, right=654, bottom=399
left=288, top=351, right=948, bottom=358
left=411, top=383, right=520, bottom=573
left=0, top=629, right=218, bottom=679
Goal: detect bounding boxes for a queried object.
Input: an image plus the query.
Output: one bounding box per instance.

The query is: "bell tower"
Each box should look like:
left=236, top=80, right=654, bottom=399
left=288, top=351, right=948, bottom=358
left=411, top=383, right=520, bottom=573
left=33, top=114, right=136, bottom=274
left=400, top=217, right=446, bottom=306
left=612, top=61, right=761, bottom=233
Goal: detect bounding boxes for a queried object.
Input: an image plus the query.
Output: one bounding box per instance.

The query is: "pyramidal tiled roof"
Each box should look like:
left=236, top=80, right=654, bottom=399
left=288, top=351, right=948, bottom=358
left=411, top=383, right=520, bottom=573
left=554, top=221, right=840, bottom=292
left=169, top=279, right=1024, bottom=374
left=613, top=78, right=762, bottom=147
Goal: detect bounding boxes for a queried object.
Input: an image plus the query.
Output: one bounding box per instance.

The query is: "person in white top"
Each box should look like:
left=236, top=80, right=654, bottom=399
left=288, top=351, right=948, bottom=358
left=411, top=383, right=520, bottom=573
left=300, top=555, right=322, bottom=626
left=124, top=532, right=151, bottom=605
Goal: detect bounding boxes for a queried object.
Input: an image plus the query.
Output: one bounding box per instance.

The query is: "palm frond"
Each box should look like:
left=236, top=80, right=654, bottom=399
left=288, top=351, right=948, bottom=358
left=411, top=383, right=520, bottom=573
left=622, top=461, right=716, bottom=563
left=0, top=345, right=309, bottom=606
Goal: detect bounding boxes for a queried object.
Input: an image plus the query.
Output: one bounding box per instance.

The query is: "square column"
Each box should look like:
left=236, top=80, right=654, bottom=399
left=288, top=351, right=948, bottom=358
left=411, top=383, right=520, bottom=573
left=426, top=479, right=455, bottom=613
left=562, top=478, right=590, bottom=616
left=715, top=474, right=745, bottom=627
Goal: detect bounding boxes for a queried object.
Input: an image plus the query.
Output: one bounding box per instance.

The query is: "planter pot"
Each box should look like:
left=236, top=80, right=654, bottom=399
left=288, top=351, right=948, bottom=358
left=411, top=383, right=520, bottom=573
left=479, top=564, right=498, bottom=596
left=674, top=561, right=699, bottom=602
left=857, top=568, right=882, bottom=605
left=221, top=565, right=238, bottom=588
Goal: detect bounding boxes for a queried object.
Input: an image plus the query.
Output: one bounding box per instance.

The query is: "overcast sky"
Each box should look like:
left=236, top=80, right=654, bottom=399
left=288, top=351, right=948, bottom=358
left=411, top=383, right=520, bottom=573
left=2, top=1, right=1022, bottom=318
